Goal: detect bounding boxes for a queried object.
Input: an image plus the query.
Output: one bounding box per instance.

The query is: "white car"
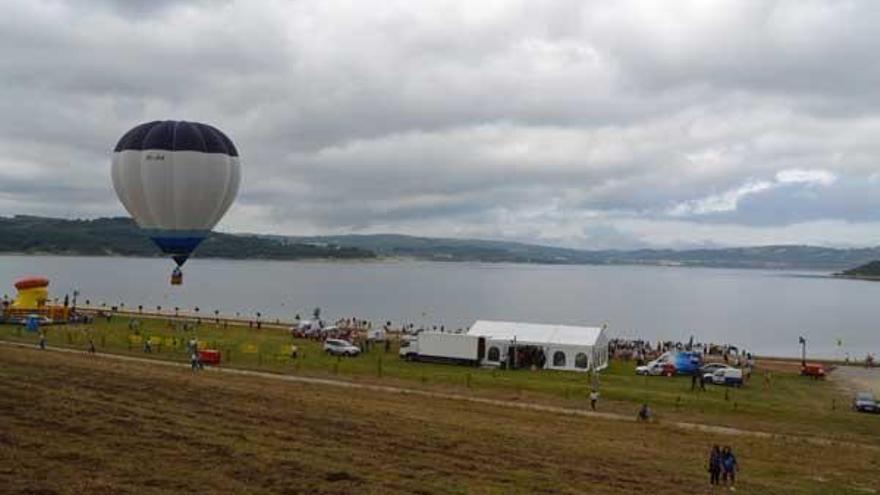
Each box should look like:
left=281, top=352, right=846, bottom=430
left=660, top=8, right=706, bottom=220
left=699, top=362, right=733, bottom=375
left=703, top=367, right=743, bottom=387
left=636, top=361, right=666, bottom=376
left=323, top=339, right=360, bottom=357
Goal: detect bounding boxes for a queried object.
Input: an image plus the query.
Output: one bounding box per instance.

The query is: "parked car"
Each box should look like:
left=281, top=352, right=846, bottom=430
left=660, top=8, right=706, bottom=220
left=323, top=339, right=360, bottom=357
left=801, top=364, right=826, bottom=379
left=699, top=362, right=733, bottom=375
left=853, top=392, right=878, bottom=413
left=636, top=361, right=676, bottom=376
left=703, top=367, right=743, bottom=387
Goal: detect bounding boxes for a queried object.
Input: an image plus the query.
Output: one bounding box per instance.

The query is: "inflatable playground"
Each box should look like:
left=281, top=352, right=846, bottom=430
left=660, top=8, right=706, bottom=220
left=1, top=276, right=70, bottom=325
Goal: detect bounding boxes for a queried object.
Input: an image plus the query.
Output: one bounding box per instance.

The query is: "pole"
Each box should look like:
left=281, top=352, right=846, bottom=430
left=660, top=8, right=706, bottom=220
left=799, top=336, right=807, bottom=367
left=512, top=336, right=517, bottom=369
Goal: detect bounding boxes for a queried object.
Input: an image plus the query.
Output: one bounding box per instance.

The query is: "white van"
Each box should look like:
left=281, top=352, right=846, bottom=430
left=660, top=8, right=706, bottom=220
left=704, top=367, right=743, bottom=387
left=367, top=327, right=386, bottom=342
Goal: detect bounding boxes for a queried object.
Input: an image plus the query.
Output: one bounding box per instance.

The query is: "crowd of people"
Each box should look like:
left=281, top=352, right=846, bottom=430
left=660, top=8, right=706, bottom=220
left=608, top=337, right=754, bottom=366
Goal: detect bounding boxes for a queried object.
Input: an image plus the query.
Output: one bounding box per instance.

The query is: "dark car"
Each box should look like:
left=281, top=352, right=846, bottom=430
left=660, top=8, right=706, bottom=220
left=853, top=392, right=878, bottom=413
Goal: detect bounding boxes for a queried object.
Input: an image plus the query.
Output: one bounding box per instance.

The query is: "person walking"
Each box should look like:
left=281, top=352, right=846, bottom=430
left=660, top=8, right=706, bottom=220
left=88, top=338, right=96, bottom=354
left=708, top=445, right=722, bottom=486
left=589, top=389, right=599, bottom=411
left=38, top=332, right=46, bottom=350
left=191, top=352, right=200, bottom=372
left=721, top=446, right=738, bottom=490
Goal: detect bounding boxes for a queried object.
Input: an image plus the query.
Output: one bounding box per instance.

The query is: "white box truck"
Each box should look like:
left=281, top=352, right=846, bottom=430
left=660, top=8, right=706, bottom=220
left=399, top=332, right=485, bottom=365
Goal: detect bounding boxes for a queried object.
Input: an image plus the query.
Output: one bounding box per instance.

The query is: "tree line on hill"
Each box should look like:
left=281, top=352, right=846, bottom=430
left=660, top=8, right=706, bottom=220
left=0, top=216, right=374, bottom=260
left=836, top=261, right=880, bottom=279
left=3, top=215, right=880, bottom=271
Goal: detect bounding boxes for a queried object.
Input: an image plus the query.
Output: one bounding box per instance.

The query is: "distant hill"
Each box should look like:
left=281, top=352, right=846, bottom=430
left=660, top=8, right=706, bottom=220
left=3, top=215, right=880, bottom=270
left=285, top=234, right=880, bottom=270
left=0, top=216, right=375, bottom=261
left=836, top=260, right=880, bottom=280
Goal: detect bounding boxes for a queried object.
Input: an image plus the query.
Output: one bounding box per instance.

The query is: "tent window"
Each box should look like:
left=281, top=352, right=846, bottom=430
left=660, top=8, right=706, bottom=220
left=575, top=353, right=588, bottom=369
left=553, top=351, right=566, bottom=367
left=487, top=346, right=500, bottom=362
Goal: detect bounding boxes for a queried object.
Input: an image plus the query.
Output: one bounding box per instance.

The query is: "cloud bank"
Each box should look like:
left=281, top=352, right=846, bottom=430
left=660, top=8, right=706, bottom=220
left=2, top=0, right=880, bottom=248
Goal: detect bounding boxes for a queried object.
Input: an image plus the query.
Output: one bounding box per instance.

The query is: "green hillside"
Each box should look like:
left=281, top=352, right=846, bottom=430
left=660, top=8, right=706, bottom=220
left=0, top=216, right=374, bottom=261
left=837, top=260, right=880, bottom=279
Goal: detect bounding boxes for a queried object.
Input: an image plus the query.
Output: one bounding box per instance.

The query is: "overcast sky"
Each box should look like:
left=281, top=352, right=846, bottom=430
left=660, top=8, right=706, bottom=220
left=3, top=0, right=880, bottom=249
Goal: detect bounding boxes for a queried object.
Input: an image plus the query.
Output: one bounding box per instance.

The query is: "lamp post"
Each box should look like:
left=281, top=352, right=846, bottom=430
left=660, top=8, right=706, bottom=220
left=512, top=336, right=517, bottom=369
left=798, top=336, right=807, bottom=367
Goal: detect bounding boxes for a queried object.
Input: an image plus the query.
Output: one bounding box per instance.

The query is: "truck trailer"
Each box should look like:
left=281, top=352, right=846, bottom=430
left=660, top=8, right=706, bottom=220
left=399, top=332, right=486, bottom=365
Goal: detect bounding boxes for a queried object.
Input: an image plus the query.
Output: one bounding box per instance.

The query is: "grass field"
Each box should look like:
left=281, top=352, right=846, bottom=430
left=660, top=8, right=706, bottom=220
left=2, top=345, right=879, bottom=494
left=2, top=315, right=879, bottom=449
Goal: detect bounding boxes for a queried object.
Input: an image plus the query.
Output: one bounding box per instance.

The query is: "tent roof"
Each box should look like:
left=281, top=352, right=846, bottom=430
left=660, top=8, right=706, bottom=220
left=467, top=320, right=605, bottom=347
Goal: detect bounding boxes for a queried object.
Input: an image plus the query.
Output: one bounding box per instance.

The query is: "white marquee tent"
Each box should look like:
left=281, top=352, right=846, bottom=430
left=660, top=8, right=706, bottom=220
left=467, top=320, right=608, bottom=372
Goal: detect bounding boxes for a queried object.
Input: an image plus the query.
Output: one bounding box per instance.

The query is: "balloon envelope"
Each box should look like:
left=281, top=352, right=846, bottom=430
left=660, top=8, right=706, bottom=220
left=111, top=120, right=241, bottom=266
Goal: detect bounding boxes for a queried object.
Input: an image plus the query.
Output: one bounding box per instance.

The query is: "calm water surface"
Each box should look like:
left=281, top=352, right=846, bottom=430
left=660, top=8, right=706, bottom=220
left=1, top=255, right=877, bottom=358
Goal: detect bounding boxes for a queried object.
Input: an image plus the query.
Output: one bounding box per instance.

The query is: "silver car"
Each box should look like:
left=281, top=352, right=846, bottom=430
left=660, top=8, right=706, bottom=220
left=699, top=362, right=733, bottom=375
left=323, top=339, right=360, bottom=357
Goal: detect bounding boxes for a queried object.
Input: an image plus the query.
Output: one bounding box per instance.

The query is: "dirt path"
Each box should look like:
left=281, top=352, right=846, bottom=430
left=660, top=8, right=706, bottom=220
left=2, top=340, right=875, bottom=452
left=831, top=365, right=880, bottom=395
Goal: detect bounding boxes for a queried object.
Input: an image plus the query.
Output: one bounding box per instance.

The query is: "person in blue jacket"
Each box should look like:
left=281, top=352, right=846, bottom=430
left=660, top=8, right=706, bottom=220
left=721, top=446, right=739, bottom=489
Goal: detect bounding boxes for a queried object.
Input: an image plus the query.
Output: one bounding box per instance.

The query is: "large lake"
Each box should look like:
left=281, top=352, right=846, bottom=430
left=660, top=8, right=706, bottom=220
left=0, top=255, right=876, bottom=359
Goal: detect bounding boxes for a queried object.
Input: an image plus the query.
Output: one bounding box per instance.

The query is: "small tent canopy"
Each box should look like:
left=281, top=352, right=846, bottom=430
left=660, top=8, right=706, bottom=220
left=467, top=320, right=608, bottom=372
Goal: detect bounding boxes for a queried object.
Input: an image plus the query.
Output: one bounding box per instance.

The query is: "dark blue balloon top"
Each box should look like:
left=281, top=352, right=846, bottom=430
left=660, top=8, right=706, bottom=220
left=113, top=120, right=238, bottom=156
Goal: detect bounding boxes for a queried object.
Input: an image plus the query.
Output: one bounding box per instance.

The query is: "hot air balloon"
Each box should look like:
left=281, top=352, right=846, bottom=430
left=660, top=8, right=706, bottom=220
left=111, top=120, right=241, bottom=285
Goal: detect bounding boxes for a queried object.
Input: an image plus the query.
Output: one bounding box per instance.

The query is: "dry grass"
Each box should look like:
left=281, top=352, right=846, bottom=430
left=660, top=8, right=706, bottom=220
left=1, top=346, right=879, bottom=494
left=3, top=320, right=878, bottom=447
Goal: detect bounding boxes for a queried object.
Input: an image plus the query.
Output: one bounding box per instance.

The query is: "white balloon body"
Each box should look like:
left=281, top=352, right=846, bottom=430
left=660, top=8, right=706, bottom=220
left=110, top=121, right=241, bottom=266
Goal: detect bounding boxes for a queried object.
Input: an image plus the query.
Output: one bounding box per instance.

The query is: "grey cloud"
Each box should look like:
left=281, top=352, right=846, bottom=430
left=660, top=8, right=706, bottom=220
left=3, top=0, right=880, bottom=248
